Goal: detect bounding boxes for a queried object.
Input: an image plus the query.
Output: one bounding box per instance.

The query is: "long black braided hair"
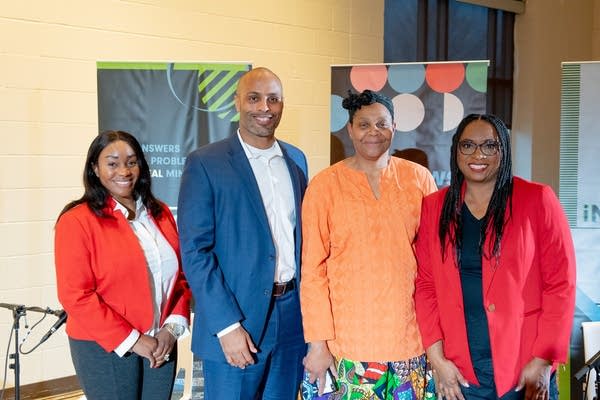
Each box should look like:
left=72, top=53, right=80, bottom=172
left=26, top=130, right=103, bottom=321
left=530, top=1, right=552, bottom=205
left=439, top=114, right=513, bottom=262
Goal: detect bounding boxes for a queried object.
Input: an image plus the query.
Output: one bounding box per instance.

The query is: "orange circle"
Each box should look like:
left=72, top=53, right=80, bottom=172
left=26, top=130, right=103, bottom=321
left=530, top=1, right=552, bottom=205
left=349, top=65, right=388, bottom=92
left=425, top=63, right=465, bottom=93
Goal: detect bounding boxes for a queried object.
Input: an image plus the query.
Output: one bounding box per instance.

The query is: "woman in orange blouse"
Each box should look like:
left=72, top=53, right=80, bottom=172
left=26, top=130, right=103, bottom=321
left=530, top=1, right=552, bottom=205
left=300, top=90, right=437, bottom=399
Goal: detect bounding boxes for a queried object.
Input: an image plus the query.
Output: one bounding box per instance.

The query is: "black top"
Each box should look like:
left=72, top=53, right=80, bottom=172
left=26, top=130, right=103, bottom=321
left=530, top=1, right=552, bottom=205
left=459, top=203, right=492, bottom=363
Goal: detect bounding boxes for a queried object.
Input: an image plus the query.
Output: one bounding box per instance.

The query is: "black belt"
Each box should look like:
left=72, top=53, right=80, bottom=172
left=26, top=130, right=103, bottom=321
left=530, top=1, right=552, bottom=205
left=272, top=280, right=295, bottom=297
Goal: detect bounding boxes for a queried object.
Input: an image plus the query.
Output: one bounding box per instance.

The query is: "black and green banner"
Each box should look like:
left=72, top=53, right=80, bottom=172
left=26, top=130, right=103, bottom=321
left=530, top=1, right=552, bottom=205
left=97, top=62, right=251, bottom=212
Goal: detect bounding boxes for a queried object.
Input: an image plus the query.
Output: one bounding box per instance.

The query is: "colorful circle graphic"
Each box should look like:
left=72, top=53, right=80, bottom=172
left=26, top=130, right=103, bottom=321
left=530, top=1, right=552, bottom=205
left=388, top=64, right=426, bottom=93
left=330, top=94, right=348, bottom=132
left=425, top=63, right=465, bottom=93
left=443, top=93, right=464, bottom=132
left=349, top=65, right=388, bottom=92
left=465, top=62, right=488, bottom=93
left=392, top=93, right=425, bottom=132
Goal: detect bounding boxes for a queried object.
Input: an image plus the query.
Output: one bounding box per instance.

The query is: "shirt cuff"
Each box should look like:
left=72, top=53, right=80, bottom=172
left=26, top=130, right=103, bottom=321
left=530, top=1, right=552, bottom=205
left=217, top=322, right=241, bottom=338
left=162, top=314, right=191, bottom=339
left=114, top=329, right=140, bottom=357
left=163, top=314, right=189, bottom=330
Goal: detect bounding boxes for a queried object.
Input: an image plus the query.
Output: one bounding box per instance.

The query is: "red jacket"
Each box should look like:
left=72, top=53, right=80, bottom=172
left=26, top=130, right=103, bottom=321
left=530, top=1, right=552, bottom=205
left=54, top=199, right=191, bottom=352
left=414, top=177, right=576, bottom=397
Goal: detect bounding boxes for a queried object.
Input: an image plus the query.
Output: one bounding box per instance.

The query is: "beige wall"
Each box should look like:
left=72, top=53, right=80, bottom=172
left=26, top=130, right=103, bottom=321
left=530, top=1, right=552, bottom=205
left=2, top=0, right=599, bottom=390
left=0, top=0, right=384, bottom=387
left=513, top=0, right=597, bottom=189
left=595, top=0, right=600, bottom=56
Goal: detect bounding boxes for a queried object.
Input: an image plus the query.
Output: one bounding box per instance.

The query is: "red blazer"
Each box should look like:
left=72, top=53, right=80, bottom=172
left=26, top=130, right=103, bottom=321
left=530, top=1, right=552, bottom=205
left=414, top=177, right=576, bottom=397
left=54, top=199, right=191, bottom=352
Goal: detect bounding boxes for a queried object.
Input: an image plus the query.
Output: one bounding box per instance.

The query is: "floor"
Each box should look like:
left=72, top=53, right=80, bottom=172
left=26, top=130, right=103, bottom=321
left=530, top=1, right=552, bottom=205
left=35, top=392, right=84, bottom=400
left=30, top=364, right=192, bottom=400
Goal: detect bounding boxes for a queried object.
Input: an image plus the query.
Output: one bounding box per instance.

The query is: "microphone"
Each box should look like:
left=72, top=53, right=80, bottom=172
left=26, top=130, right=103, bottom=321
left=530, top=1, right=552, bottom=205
left=47, top=308, right=66, bottom=317
left=39, top=311, right=67, bottom=344
left=574, top=348, right=600, bottom=381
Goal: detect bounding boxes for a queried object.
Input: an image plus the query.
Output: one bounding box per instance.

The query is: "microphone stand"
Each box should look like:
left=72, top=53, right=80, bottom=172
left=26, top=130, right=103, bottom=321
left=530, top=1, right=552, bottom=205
left=9, top=305, right=24, bottom=400
left=0, top=303, right=59, bottom=400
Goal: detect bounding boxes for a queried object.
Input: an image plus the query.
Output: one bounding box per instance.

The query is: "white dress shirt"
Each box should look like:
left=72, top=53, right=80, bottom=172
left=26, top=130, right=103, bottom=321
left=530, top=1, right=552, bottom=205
left=112, top=198, right=188, bottom=356
left=216, top=132, right=297, bottom=338
left=238, top=132, right=297, bottom=282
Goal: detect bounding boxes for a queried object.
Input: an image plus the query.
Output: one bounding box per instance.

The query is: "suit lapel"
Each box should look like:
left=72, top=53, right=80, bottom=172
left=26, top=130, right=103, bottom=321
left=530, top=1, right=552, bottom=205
left=279, top=141, right=303, bottom=218
left=279, top=141, right=305, bottom=273
left=226, top=136, right=273, bottom=239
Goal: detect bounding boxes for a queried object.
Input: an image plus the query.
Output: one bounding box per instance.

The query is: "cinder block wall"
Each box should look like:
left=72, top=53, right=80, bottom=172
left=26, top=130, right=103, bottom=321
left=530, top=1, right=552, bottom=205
left=595, top=0, right=600, bottom=57
left=512, top=0, right=597, bottom=189
left=0, top=0, right=384, bottom=387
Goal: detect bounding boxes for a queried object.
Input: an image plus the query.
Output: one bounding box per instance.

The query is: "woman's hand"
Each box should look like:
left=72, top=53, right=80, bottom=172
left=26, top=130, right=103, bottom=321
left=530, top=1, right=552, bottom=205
left=431, top=358, right=468, bottom=400
left=152, top=327, right=177, bottom=368
left=132, top=334, right=159, bottom=367
left=303, top=341, right=336, bottom=395
left=515, top=357, right=552, bottom=400
left=427, top=341, right=468, bottom=400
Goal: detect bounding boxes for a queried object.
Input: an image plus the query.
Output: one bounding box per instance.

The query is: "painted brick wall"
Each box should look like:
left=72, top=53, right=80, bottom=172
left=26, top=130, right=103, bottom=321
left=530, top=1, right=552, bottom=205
left=0, top=0, right=384, bottom=387
left=512, top=0, right=595, bottom=188
left=594, top=0, right=600, bottom=57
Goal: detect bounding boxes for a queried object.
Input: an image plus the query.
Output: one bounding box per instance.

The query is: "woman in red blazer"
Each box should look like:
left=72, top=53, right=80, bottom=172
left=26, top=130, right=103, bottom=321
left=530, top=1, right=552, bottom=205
left=414, top=114, right=575, bottom=400
left=55, top=131, right=191, bottom=400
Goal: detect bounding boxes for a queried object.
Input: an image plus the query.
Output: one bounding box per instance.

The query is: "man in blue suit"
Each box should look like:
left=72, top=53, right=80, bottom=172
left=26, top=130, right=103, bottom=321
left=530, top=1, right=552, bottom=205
left=178, top=67, right=308, bottom=399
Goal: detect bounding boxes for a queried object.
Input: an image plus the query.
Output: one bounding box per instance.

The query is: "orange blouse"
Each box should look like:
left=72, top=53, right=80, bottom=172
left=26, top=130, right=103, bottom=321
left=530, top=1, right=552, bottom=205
left=300, top=157, right=437, bottom=361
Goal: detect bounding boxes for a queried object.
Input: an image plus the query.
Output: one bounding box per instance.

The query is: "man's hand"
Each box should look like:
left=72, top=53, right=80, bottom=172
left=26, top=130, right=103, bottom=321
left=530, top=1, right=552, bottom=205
left=303, top=341, right=335, bottom=395
left=515, top=357, right=552, bottom=400
left=218, top=326, right=257, bottom=369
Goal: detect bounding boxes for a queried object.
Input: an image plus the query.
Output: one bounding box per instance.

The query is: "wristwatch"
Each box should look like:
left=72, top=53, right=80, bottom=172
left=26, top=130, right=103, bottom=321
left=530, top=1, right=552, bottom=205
left=163, top=323, right=185, bottom=339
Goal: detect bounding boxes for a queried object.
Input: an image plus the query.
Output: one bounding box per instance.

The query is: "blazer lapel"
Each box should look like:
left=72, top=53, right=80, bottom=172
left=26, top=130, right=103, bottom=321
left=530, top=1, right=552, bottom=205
left=226, top=136, right=273, bottom=239
left=279, top=141, right=305, bottom=272
left=279, top=142, right=303, bottom=218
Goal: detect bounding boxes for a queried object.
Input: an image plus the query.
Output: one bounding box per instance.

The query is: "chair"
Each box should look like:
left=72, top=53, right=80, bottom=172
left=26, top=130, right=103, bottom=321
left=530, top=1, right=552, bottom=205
left=582, top=321, right=600, bottom=400
left=176, top=313, right=194, bottom=400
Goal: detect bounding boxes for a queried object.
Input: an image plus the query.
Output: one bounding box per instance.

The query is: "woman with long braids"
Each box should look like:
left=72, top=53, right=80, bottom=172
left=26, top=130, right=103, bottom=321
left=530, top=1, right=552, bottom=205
left=414, top=114, right=576, bottom=400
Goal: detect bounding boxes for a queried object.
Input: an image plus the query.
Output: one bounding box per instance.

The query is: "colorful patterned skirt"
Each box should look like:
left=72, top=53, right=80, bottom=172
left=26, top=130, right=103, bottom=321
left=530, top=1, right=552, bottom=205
left=302, top=353, right=436, bottom=400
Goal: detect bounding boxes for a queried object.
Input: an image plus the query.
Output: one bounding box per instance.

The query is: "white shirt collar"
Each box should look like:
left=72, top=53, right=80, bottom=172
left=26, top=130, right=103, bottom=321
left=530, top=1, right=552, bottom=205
left=113, top=197, right=145, bottom=220
left=237, top=130, right=283, bottom=160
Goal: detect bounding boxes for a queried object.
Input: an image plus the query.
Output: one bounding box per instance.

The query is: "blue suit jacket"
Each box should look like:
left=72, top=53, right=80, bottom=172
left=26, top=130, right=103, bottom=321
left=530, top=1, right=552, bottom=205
left=177, top=135, right=307, bottom=361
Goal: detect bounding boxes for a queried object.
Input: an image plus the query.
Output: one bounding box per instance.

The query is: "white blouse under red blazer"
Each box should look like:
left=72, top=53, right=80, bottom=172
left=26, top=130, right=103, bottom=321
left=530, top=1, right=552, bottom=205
left=54, top=198, right=191, bottom=352
left=414, top=177, right=576, bottom=397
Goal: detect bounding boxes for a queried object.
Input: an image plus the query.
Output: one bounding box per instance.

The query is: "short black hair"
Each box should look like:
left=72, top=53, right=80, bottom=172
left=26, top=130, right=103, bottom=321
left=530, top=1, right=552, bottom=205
left=342, top=90, right=394, bottom=123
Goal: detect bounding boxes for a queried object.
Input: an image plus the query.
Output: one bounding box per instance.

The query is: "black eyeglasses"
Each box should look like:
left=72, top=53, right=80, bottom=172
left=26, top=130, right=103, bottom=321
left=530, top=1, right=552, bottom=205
left=458, top=140, right=500, bottom=156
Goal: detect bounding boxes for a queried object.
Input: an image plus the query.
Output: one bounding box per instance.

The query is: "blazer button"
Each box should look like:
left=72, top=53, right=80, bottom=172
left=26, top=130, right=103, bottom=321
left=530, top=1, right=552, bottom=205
left=264, top=289, right=270, bottom=296
left=487, top=303, right=496, bottom=312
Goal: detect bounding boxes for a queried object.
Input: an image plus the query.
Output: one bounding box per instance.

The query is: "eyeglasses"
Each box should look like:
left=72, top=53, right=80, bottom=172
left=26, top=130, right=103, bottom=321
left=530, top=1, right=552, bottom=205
left=458, top=140, right=500, bottom=156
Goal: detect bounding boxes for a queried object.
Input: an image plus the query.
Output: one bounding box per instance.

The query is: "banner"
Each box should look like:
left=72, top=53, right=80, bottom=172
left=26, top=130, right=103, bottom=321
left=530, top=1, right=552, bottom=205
left=560, top=61, right=600, bottom=400
left=330, top=61, right=488, bottom=186
left=97, top=62, right=251, bottom=213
